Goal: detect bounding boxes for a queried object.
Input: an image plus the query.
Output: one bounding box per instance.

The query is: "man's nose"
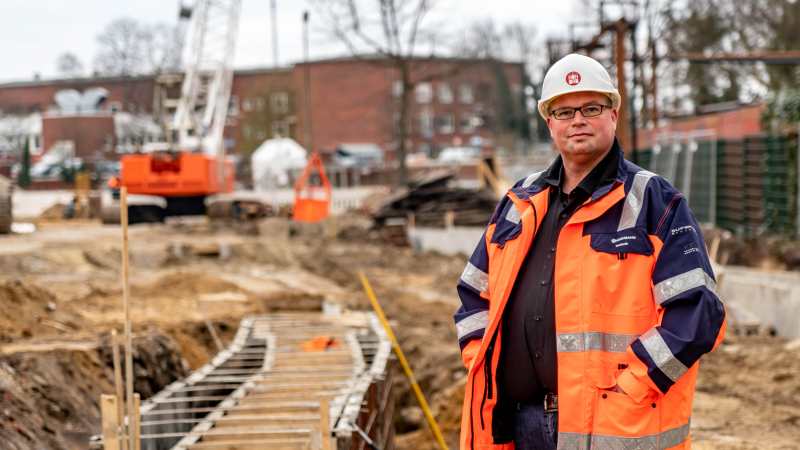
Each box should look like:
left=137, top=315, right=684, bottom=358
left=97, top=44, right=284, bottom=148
left=570, top=112, right=589, bottom=126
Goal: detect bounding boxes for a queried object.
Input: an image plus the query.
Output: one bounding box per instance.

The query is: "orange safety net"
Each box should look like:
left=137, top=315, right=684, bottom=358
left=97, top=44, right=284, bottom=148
left=293, top=152, right=331, bottom=223
left=300, top=336, right=340, bottom=352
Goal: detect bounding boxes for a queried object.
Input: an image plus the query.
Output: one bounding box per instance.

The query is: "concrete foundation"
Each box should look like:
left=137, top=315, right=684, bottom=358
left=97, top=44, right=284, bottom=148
left=720, top=266, right=800, bottom=339
left=407, top=226, right=484, bottom=257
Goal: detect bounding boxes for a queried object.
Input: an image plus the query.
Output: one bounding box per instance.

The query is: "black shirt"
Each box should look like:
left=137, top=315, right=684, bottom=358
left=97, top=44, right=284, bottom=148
left=498, top=145, right=619, bottom=403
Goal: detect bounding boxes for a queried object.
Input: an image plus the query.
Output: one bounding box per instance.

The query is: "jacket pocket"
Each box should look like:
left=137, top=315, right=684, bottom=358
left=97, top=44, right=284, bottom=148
left=587, top=228, right=656, bottom=317
left=593, top=387, right=661, bottom=441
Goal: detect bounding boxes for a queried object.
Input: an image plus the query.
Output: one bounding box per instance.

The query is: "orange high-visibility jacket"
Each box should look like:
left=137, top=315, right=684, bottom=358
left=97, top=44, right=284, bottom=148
left=454, top=141, right=726, bottom=450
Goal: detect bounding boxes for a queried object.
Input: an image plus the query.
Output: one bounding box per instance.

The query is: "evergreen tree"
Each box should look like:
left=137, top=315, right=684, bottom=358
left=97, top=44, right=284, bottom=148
left=18, top=139, right=31, bottom=189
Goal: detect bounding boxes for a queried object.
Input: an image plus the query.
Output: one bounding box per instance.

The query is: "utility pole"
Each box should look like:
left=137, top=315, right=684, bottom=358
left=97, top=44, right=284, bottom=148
left=303, top=11, right=313, bottom=152
left=271, top=0, right=279, bottom=67
left=615, top=19, right=631, bottom=152
left=651, top=41, right=658, bottom=127
left=629, top=19, right=639, bottom=164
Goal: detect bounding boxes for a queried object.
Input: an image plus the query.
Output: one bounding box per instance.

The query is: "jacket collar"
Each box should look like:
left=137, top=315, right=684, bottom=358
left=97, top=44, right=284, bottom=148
left=516, top=137, right=628, bottom=202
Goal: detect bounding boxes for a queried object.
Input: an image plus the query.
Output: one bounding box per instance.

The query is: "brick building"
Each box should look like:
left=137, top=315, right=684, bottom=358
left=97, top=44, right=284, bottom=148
left=0, top=56, right=528, bottom=166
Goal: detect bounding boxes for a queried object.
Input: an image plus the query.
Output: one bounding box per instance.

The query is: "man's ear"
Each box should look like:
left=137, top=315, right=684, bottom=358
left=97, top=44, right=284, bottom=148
left=611, top=107, right=618, bottom=131
left=546, top=117, right=554, bottom=137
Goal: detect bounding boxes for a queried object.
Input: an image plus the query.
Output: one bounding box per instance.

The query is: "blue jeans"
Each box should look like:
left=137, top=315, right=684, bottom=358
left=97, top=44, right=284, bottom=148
left=514, top=402, right=558, bottom=450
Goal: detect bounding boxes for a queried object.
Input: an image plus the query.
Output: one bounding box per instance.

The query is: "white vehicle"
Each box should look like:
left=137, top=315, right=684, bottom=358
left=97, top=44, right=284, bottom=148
left=437, top=146, right=482, bottom=163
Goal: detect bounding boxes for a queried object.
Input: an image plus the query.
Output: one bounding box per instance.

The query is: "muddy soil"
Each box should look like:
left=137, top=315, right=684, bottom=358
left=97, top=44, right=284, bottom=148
left=0, top=217, right=797, bottom=449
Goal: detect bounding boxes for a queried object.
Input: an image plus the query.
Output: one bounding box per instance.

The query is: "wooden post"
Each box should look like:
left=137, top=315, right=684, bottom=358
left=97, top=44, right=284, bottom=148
left=197, top=300, right=224, bottom=352
left=407, top=212, right=415, bottom=229
left=132, top=393, right=141, bottom=450
left=111, top=331, right=128, bottom=450
left=319, top=396, right=332, bottom=450
left=444, top=210, right=455, bottom=229
left=120, top=187, right=136, bottom=450
left=101, top=395, right=121, bottom=450
left=615, top=19, right=631, bottom=152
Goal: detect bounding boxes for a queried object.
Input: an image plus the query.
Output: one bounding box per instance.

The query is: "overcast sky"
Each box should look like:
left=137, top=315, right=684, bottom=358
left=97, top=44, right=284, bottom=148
left=0, top=0, right=586, bottom=84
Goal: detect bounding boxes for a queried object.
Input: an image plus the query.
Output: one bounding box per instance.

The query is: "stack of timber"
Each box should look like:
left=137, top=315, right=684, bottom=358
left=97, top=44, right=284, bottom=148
left=374, top=172, right=498, bottom=228
left=91, top=312, right=394, bottom=450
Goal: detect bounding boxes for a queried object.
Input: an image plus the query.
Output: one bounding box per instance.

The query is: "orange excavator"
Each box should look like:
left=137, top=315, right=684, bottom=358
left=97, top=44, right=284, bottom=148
left=104, top=0, right=243, bottom=224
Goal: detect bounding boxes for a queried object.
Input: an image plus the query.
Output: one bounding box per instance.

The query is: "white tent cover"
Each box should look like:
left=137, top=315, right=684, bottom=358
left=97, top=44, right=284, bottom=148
left=251, top=137, right=308, bottom=190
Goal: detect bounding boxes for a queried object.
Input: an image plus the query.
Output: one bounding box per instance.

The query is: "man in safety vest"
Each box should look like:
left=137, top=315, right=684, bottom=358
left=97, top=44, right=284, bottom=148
left=454, top=54, right=726, bottom=450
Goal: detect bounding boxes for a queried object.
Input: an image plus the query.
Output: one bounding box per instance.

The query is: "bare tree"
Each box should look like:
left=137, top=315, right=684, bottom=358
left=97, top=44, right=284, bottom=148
left=94, top=18, right=182, bottom=77
left=311, top=0, right=463, bottom=185
left=94, top=18, right=146, bottom=77
left=56, top=52, right=84, bottom=78
left=141, top=23, right=184, bottom=75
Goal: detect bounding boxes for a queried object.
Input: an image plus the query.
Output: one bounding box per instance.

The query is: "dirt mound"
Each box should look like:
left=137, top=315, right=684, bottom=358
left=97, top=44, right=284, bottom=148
left=0, top=329, right=187, bottom=450
left=132, top=272, right=246, bottom=300
left=36, top=202, right=68, bottom=221
left=0, top=280, right=81, bottom=341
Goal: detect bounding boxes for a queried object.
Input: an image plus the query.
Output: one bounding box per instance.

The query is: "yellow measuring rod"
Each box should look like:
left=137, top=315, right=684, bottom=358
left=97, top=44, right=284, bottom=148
left=358, top=270, right=449, bottom=450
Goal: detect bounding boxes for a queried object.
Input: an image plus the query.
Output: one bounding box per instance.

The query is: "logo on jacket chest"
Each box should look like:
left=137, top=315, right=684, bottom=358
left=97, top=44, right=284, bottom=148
left=611, top=235, right=636, bottom=247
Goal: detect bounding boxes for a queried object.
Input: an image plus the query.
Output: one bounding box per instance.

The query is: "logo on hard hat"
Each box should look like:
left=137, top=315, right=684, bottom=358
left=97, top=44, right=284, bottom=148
left=566, top=72, right=581, bottom=86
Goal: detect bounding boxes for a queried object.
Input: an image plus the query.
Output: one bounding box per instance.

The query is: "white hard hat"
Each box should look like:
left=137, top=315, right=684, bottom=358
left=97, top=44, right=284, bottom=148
left=537, top=54, right=621, bottom=120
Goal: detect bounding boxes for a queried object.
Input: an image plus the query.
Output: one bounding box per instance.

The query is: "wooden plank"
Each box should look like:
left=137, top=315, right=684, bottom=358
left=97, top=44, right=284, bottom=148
left=319, top=397, right=332, bottom=450
left=132, top=393, right=140, bottom=450
left=187, top=439, right=311, bottom=450
left=101, top=394, right=121, bottom=450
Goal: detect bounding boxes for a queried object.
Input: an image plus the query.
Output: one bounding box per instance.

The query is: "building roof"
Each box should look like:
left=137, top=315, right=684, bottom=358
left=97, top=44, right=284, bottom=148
left=0, top=55, right=522, bottom=89
left=0, top=67, right=293, bottom=89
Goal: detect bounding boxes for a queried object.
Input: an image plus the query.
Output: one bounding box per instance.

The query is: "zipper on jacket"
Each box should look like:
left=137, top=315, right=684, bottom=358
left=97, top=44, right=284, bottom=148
left=478, top=329, right=499, bottom=430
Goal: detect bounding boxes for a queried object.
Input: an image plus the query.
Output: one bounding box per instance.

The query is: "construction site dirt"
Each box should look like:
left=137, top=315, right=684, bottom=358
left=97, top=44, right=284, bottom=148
left=1, top=215, right=799, bottom=450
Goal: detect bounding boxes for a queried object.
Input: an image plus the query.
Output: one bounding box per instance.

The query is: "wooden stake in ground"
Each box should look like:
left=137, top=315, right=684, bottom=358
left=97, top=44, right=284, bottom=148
left=318, top=396, right=332, bottom=450
left=120, top=187, right=136, bottom=450
left=358, top=270, right=449, bottom=450
left=111, top=331, right=128, bottom=450
left=101, top=395, right=122, bottom=450
left=197, top=300, right=224, bottom=352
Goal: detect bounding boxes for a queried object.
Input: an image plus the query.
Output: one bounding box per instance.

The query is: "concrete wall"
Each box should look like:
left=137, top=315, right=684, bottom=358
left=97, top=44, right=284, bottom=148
left=407, top=226, right=484, bottom=257
left=721, top=266, right=800, bottom=339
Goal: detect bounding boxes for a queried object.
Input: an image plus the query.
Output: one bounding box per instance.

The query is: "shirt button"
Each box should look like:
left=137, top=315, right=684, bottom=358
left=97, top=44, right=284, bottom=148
left=541, top=280, right=547, bottom=285
left=535, top=351, right=540, bottom=357
left=535, top=316, right=541, bottom=321
left=551, top=247, right=556, bottom=252
left=561, top=213, right=567, bottom=218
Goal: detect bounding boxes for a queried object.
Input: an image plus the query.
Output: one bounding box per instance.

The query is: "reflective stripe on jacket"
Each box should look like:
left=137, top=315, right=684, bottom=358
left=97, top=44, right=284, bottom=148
left=454, top=144, right=727, bottom=450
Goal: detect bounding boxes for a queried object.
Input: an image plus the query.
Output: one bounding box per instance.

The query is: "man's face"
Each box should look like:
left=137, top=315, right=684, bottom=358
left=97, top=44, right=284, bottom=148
left=546, top=91, right=618, bottom=165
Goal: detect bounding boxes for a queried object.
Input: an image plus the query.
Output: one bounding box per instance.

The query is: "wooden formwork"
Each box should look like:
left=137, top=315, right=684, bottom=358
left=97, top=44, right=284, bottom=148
left=92, top=312, right=394, bottom=450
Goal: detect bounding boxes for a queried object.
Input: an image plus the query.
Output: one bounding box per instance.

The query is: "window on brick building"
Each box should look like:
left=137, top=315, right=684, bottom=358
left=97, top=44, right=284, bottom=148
left=459, top=84, right=474, bottom=104
left=460, top=114, right=476, bottom=133
left=477, top=83, right=491, bottom=103
left=243, top=98, right=253, bottom=112
left=271, top=93, right=289, bottom=114
left=255, top=97, right=266, bottom=111
left=272, top=121, right=287, bottom=138
left=243, top=125, right=252, bottom=139
left=416, top=83, right=433, bottom=103
left=228, top=96, right=240, bottom=116
left=436, top=113, right=454, bottom=134
left=438, top=83, right=453, bottom=103
left=418, top=109, right=433, bottom=134
left=511, top=84, right=522, bottom=101
left=393, top=81, right=403, bottom=98
left=256, top=126, right=268, bottom=140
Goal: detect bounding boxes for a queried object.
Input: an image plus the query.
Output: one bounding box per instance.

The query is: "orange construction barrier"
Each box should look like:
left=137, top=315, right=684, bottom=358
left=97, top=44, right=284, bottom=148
left=293, top=152, right=331, bottom=222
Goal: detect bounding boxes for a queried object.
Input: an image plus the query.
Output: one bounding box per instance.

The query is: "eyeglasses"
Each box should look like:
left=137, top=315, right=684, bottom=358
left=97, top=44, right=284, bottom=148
left=550, top=104, right=610, bottom=120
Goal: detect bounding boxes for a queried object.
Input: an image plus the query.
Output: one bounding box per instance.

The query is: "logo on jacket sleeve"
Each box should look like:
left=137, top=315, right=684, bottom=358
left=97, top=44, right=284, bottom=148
left=566, top=72, right=581, bottom=86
